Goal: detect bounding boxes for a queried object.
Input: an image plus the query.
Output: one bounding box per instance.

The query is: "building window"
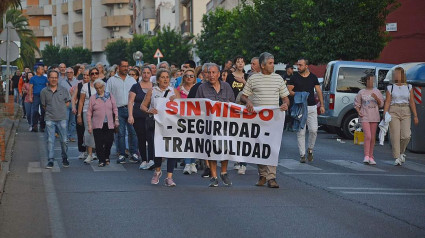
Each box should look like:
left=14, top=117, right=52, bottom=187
left=144, top=19, right=150, bottom=33
left=64, top=34, right=69, bottom=47
left=39, top=41, right=50, bottom=51
left=53, top=37, right=57, bottom=45
left=40, top=20, right=50, bottom=28
left=39, top=0, right=50, bottom=7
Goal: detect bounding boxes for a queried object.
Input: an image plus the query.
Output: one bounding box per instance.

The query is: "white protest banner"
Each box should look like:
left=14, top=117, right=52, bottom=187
left=154, top=98, right=285, bottom=166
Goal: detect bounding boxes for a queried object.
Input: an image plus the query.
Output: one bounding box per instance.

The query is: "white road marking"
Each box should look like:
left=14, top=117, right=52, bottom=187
left=328, top=187, right=425, bottom=192
left=341, top=192, right=425, bottom=196
left=283, top=172, right=425, bottom=177
left=278, top=159, right=322, bottom=171
left=326, top=160, right=386, bottom=172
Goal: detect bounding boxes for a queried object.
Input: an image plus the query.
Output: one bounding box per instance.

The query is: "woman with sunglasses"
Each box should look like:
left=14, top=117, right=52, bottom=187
left=128, top=69, right=140, bottom=82
left=72, top=69, right=90, bottom=159
left=128, top=66, right=154, bottom=170
left=77, top=68, right=99, bottom=164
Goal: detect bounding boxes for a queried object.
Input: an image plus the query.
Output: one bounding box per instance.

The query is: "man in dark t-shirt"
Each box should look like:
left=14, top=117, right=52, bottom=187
left=11, top=70, right=22, bottom=104
left=287, top=59, right=324, bottom=163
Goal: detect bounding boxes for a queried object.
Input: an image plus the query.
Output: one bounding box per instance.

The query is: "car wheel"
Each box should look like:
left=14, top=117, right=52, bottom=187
left=341, top=113, right=360, bottom=139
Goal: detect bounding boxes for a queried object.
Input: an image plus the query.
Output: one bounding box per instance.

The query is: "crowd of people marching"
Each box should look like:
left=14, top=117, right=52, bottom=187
left=11, top=51, right=419, bottom=188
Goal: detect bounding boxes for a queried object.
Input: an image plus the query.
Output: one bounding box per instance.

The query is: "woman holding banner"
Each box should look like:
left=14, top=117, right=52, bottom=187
left=141, top=69, right=180, bottom=186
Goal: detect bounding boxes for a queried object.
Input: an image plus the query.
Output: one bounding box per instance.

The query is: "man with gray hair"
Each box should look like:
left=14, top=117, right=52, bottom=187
left=58, top=63, right=67, bottom=83
left=248, top=57, right=260, bottom=78
left=241, top=52, right=290, bottom=188
left=60, top=67, right=79, bottom=142
left=196, top=63, right=235, bottom=187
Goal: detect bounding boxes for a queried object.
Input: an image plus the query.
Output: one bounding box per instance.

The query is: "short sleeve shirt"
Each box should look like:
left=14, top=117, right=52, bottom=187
left=81, top=82, right=95, bottom=112
left=242, top=72, right=289, bottom=107
left=40, top=86, right=71, bottom=121
left=196, top=81, right=235, bottom=103
left=29, top=75, right=48, bottom=95
left=288, top=72, right=320, bottom=106
left=130, top=83, right=149, bottom=118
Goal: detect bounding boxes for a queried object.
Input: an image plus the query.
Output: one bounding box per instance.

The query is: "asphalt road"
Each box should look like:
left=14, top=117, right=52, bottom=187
left=0, top=120, right=424, bottom=238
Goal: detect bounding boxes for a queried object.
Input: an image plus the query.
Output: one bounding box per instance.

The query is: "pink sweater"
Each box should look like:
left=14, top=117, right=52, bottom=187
left=87, top=94, right=118, bottom=130
left=354, top=88, right=384, bottom=122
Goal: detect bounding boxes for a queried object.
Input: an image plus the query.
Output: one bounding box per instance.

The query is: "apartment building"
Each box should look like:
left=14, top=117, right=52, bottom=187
left=22, top=0, right=53, bottom=58
left=206, top=0, right=242, bottom=12
left=51, top=0, right=134, bottom=64
left=153, top=0, right=175, bottom=33
left=134, top=0, right=156, bottom=35
left=174, top=0, right=209, bottom=37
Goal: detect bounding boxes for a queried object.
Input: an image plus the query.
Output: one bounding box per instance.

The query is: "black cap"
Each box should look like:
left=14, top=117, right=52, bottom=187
left=286, top=64, right=294, bottom=69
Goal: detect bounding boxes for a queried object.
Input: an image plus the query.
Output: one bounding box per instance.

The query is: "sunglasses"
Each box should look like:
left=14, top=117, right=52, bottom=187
left=129, top=74, right=136, bottom=76
left=185, top=75, right=195, bottom=78
left=90, top=72, right=99, bottom=75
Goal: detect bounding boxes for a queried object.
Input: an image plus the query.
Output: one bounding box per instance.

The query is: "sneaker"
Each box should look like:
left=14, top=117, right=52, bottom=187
left=300, top=155, right=306, bottom=163
left=394, top=158, right=402, bottom=166
left=164, top=177, right=176, bottom=187
left=151, top=171, right=162, bottom=185
left=62, top=158, right=69, bottom=168
left=129, top=154, right=140, bottom=163
left=139, top=161, right=148, bottom=170
left=92, top=153, right=98, bottom=160
left=190, top=163, right=198, bottom=174
left=78, top=152, right=86, bottom=160
left=220, top=173, right=232, bottom=186
left=183, top=164, right=191, bottom=174
left=238, top=165, right=246, bottom=175
left=307, top=149, right=314, bottom=162
left=234, top=162, right=240, bottom=170
left=267, top=179, right=280, bottom=188
left=84, top=155, right=93, bottom=164
left=400, top=154, right=406, bottom=163
left=46, top=161, right=54, bottom=169
left=256, top=176, right=266, bottom=186
left=209, top=177, right=219, bottom=187
left=117, top=155, right=126, bottom=164
left=147, top=160, right=155, bottom=169
left=201, top=167, right=211, bottom=178
left=363, top=156, right=370, bottom=164
left=368, top=157, right=376, bottom=165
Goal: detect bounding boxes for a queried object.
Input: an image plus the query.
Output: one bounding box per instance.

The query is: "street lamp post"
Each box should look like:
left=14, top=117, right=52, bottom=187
left=133, top=51, right=143, bottom=67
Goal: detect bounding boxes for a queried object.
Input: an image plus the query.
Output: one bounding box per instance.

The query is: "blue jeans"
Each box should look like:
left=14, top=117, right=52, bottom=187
left=45, top=120, right=68, bottom=162
left=118, top=107, right=138, bottom=156
left=185, top=158, right=196, bottom=164
left=32, top=94, right=45, bottom=129
left=13, top=88, right=20, bottom=104
left=66, top=105, right=76, bottom=139
left=24, top=102, right=33, bottom=126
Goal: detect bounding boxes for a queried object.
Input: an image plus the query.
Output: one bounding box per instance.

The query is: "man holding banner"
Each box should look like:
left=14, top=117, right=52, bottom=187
left=241, top=52, right=290, bottom=188
left=196, top=63, right=236, bottom=187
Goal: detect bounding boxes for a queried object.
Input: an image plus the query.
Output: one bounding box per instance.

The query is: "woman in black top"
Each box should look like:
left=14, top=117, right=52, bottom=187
left=226, top=56, right=248, bottom=99
left=72, top=69, right=90, bottom=160
left=128, top=66, right=154, bottom=170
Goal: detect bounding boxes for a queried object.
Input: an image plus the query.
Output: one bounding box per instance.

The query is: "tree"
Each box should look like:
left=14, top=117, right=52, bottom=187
left=0, top=0, right=20, bottom=15
left=69, top=47, right=91, bottom=65
left=3, top=9, right=39, bottom=69
left=41, top=44, right=60, bottom=66
left=126, top=34, right=150, bottom=65
left=104, top=39, right=129, bottom=66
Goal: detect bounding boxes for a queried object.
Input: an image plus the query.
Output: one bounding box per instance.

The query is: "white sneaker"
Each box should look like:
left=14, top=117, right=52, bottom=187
left=394, top=158, right=402, bottom=166
left=139, top=161, right=147, bottom=170
left=368, top=157, right=376, bottom=165
left=84, top=155, right=93, bottom=164
left=190, top=163, right=198, bottom=174
left=234, top=162, right=240, bottom=170
left=400, top=154, right=406, bottom=163
left=78, top=152, right=86, bottom=159
left=183, top=164, right=191, bottom=174
left=238, top=165, right=247, bottom=175
left=363, top=156, right=370, bottom=164
left=147, top=160, right=154, bottom=169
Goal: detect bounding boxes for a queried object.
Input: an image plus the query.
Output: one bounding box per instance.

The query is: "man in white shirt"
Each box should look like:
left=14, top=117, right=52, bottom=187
left=106, top=59, right=139, bottom=164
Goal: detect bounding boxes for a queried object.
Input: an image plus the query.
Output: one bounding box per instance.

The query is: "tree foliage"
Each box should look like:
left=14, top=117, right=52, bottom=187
left=104, top=39, right=129, bottom=66
left=41, top=45, right=92, bottom=66
left=197, top=0, right=399, bottom=65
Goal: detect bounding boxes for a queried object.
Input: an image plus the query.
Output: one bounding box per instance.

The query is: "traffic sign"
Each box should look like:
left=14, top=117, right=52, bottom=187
left=153, top=48, right=164, bottom=58
left=0, top=22, right=20, bottom=42
left=0, top=41, right=19, bottom=62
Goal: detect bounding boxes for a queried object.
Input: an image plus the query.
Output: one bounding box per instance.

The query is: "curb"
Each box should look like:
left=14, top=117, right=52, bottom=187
left=0, top=104, right=21, bottom=203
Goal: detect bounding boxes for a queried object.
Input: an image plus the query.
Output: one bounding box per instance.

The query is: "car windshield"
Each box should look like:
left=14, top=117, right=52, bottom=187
left=336, top=67, right=375, bottom=93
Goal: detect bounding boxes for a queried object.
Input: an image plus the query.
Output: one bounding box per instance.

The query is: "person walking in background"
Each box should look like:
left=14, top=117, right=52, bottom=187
left=60, top=67, right=79, bottom=142
left=29, top=65, right=48, bottom=132
left=354, top=73, right=384, bottom=165
left=128, top=66, right=155, bottom=170
left=40, top=70, right=71, bottom=168
left=383, top=67, right=419, bottom=166
left=11, top=70, right=22, bottom=104
left=72, top=69, right=90, bottom=160
left=87, top=79, right=119, bottom=167
left=22, top=71, right=34, bottom=131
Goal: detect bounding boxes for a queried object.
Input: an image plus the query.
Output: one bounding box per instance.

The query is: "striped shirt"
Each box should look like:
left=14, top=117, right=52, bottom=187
left=242, top=72, right=289, bottom=107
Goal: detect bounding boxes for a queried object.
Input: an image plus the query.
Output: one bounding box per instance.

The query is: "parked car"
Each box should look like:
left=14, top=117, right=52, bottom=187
left=318, top=61, right=395, bottom=139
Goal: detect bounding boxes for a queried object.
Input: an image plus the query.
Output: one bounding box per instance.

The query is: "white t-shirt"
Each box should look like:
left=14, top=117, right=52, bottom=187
left=150, top=86, right=175, bottom=109
left=81, top=82, right=96, bottom=112
left=388, top=84, right=411, bottom=105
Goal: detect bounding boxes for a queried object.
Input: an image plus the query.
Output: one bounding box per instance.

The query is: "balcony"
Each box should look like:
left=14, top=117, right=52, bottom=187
left=28, top=26, right=53, bottom=37
left=73, top=0, right=83, bottom=13
left=101, top=0, right=130, bottom=5
left=73, top=21, right=83, bottom=33
left=62, top=24, right=69, bottom=35
left=26, top=5, right=52, bottom=16
left=61, top=3, right=68, bottom=14
left=101, top=15, right=132, bottom=28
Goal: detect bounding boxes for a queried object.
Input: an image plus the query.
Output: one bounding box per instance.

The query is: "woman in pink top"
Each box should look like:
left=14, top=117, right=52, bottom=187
left=22, top=72, right=34, bottom=130
left=87, top=79, right=119, bottom=167
left=354, top=74, right=384, bottom=165
left=177, top=68, right=196, bottom=98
